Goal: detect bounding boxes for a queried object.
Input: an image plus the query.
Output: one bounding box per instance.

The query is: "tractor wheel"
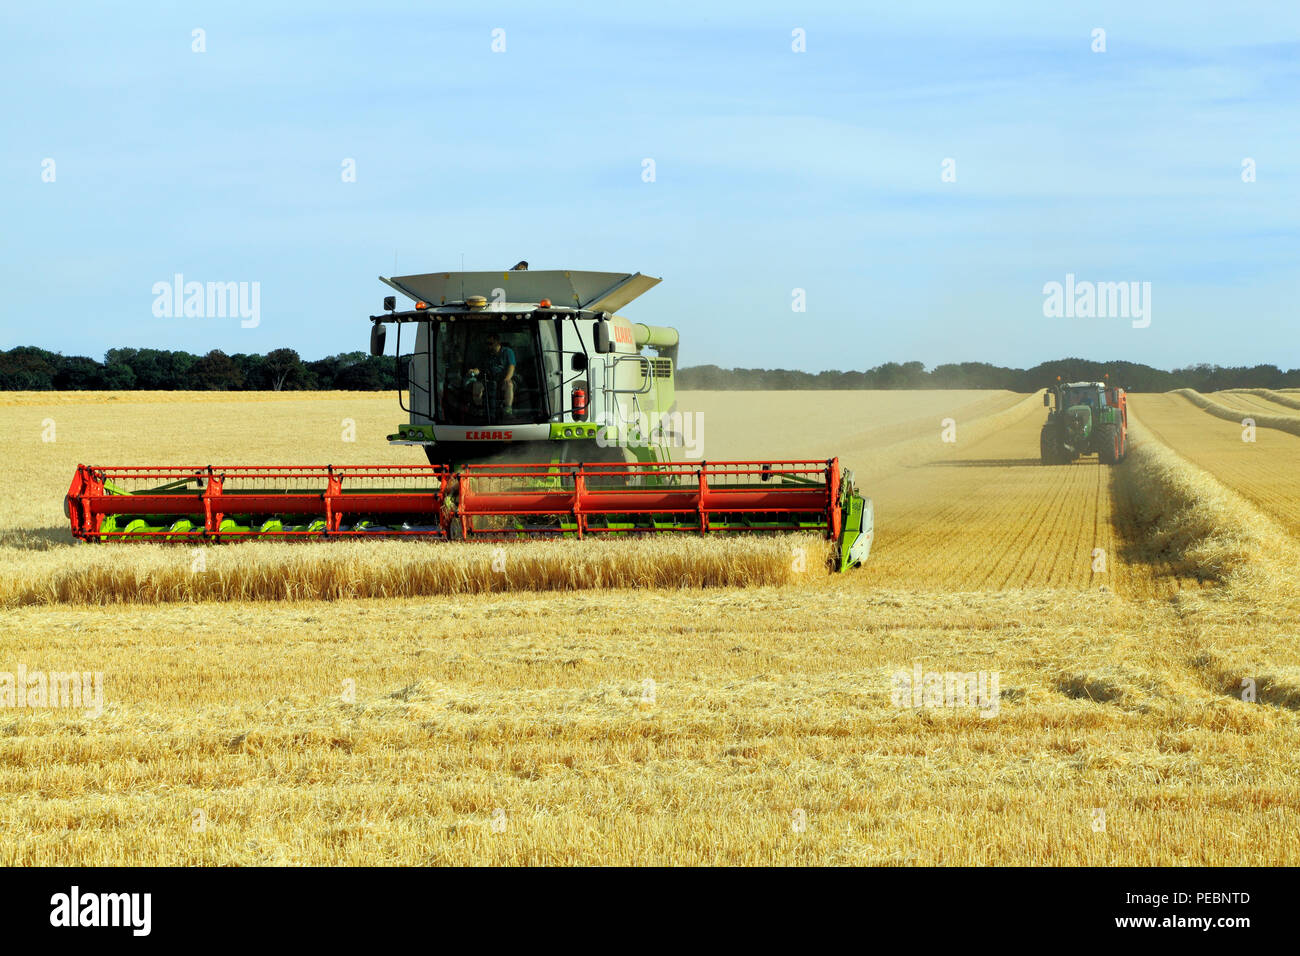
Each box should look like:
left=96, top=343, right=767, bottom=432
left=1040, top=427, right=1062, bottom=465
left=1098, top=424, right=1120, bottom=465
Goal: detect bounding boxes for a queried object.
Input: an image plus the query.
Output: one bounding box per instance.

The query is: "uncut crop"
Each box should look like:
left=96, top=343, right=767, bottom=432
left=0, top=536, right=829, bottom=607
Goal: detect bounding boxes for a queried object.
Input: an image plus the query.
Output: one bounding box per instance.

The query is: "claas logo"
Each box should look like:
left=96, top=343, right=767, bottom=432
left=466, top=430, right=512, bottom=440
left=614, top=325, right=634, bottom=344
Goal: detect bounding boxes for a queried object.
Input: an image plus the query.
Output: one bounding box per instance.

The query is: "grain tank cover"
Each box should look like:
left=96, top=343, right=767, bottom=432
left=381, top=270, right=661, bottom=313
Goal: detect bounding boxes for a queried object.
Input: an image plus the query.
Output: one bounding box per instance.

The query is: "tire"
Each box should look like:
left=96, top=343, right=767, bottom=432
left=1098, top=423, right=1120, bottom=465
left=1040, top=427, right=1062, bottom=465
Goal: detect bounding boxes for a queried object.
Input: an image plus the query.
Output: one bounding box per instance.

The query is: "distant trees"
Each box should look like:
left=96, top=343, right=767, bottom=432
left=103, top=348, right=198, bottom=390
left=676, top=359, right=1300, bottom=391
left=51, top=355, right=108, bottom=390
left=191, top=350, right=245, bottom=390
left=1, top=347, right=1297, bottom=392
left=0, top=346, right=398, bottom=391
left=262, top=348, right=310, bottom=391
left=0, top=347, right=61, bottom=389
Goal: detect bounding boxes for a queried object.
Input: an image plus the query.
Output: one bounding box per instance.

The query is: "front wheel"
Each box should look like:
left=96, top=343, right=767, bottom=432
left=1040, top=427, right=1063, bottom=465
left=1098, top=423, right=1120, bottom=464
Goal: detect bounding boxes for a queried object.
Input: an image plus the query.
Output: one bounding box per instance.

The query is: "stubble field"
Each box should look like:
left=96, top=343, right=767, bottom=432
left=1, top=388, right=1298, bottom=865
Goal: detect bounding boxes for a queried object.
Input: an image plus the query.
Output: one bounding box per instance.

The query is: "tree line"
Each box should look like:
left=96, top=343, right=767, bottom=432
left=1, top=347, right=1297, bottom=392
left=0, top=347, right=397, bottom=391
left=676, top=360, right=1300, bottom=392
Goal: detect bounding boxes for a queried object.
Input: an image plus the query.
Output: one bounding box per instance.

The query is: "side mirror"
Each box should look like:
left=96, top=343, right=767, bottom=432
left=593, top=318, right=613, bottom=354
left=370, top=323, right=387, bottom=357
left=383, top=296, right=396, bottom=312
left=571, top=353, right=588, bottom=371
left=1043, top=392, right=1051, bottom=406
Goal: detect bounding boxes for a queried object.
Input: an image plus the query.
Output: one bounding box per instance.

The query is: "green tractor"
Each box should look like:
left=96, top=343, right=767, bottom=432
left=1040, top=380, right=1129, bottom=465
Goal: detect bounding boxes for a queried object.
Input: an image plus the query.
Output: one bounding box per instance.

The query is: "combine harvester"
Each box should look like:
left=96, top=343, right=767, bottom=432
left=66, top=266, right=874, bottom=570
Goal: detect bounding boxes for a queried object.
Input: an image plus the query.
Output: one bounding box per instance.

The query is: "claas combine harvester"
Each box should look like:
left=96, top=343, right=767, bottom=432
left=66, top=266, right=874, bottom=570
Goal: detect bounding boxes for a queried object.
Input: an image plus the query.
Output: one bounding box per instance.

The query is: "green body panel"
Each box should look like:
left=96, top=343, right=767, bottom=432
left=388, top=423, right=435, bottom=442
left=839, top=494, right=864, bottom=570
left=549, top=422, right=604, bottom=441
left=1066, top=404, right=1093, bottom=440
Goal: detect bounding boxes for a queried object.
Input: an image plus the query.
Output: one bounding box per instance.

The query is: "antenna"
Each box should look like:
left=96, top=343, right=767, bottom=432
left=460, top=253, right=465, bottom=300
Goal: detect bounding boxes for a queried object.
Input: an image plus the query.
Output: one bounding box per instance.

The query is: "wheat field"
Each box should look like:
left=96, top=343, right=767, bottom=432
left=1135, top=392, right=1300, bottom=537
left=1, top=389, right=1298, bottom=865
left=1213, top=388, right=1300, bottom=413
left=1170, top=388, right=1300, bottom=439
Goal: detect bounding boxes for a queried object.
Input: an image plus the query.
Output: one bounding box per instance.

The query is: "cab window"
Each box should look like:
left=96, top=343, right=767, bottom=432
left=432, top=321, right=547, bottom=425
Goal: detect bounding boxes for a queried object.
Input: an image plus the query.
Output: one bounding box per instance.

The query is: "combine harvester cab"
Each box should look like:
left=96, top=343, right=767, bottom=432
left=373, top=267, right=676, bottom=468
left=1040, top=378, right=1128, bottom=465
left=65, top=265, right=874, bottom=570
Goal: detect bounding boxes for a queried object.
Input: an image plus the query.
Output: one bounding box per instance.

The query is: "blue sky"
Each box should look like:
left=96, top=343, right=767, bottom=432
left=1, top=1, right=1296, bottom=371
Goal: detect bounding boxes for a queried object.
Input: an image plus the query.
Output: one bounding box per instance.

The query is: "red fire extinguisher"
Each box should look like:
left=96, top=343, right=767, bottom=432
left=572, top=387, right=587, bottom=420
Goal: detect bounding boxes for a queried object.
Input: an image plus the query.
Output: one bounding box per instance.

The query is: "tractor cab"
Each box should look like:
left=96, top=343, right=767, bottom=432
left=1046, top=381, right=1107, bottom=411
left=1065, top=384, right=1106, bottom=409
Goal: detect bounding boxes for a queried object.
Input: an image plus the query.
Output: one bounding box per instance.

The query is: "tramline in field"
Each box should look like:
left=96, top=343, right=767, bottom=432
left=64, top=264, right=874, bottom=569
